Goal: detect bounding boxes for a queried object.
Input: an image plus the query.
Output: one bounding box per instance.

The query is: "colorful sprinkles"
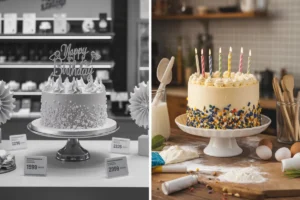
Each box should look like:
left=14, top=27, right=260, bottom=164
left=186, top=102, right=262, bottom=129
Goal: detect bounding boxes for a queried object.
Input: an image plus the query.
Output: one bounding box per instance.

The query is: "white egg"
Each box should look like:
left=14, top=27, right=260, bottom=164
left=0, top=149, right=7, bottom=159
left=293, top=152, right=300, bottom=158
left=275, top=147, right=291, bottom=162
left=256, top=145, right=272, bottom=160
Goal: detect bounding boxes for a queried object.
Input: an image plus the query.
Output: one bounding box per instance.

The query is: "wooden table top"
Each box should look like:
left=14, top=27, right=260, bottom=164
left=152, top=129, right=299, bottom=200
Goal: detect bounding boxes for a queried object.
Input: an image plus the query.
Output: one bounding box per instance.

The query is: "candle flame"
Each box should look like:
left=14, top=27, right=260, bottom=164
left=195, top=48, right=198, bottom=54
left=249, top=49, right=251, bottom=56
left=219, top=47, right=221, bottom=53
left=209, top=49, right=211, bottom=55
left=229, top=46, right=232, bottom=52
left=241, top=47, right=243, bottom=53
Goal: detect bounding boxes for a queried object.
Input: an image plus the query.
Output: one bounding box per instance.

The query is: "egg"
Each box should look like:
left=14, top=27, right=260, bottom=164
left=294, top=152, right=300, bottom=158
left=290, top=142, right=300, bottom=156
left=256, top=145, right=272, bottom=160
left=275, top=147, right=291, bottom=161
left=258, top=139, right=273, bottom=150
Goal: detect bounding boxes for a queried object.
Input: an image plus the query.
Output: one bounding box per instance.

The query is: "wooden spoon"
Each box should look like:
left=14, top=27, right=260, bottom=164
left=295, top=91, right=300, bottom=141
left=152, top=57, right=175, bottom=106
left=283, top=75, right=295, bottom=103
left=273, top=77, right=294, bottom=140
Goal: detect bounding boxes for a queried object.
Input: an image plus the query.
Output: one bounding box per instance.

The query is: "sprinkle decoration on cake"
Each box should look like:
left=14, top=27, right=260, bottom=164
left=40, top=44, right=107, bottom=129
left=187, top=47, right=261, bottom=129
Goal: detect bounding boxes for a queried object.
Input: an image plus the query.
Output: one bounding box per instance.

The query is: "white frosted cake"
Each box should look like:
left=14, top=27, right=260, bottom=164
left=187, top=71, right=261, bottom=129
left=40, top=75, right=107, bottom=129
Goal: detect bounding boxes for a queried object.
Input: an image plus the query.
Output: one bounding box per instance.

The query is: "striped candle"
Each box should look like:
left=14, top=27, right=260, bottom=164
left=247, top=49, right=251, bottom=74
left=239, top=47, right=243, bottom=73
left=228, top=47, right=232, bottom=77
left=201, top=49, right=205, bottom=77
left=219, top=47, right=222, bottom=77
left=209, top=49, right=212, bottom=77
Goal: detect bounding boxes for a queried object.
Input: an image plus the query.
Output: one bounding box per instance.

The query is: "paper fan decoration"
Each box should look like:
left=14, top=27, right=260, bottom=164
left=0, top=81, right=15, bottom=124
left=129, top=82, right=149, bottom=129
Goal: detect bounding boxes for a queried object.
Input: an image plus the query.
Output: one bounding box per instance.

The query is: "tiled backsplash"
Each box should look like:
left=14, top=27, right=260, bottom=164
left=153, top=0, right=300, bottom=86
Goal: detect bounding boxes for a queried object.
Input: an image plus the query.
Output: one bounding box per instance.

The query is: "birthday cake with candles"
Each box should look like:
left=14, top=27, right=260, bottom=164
left=40, top=44, right=107, bottom=129
left=186, top=47, right=261, bottom=129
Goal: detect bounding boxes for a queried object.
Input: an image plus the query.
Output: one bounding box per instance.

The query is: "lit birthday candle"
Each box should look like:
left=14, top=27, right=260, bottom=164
left=228, top=47, right=232, bottom=77
left=201, top=49, right=205, bottom=77
left=209, top=49, right=212, bottom=77
left=247, top=49, right=251, bottom=74
left=239, top=47, right=243, bottom=73
left=219, top=47, right=222, bottom=77
left=195, top=48, right=200, bottom=75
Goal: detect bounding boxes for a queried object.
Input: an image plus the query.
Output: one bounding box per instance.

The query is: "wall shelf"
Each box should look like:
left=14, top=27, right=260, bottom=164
left=153, top=12, right=267, bottom=20
left=13, top=91, right=112, bottom=96
left=0, top=33, right=114, bottom=40
left=0, top=61, right=115, bottom=69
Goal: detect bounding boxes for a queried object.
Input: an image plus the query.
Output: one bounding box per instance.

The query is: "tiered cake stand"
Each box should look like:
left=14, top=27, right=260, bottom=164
left=27, top=118, right=119, bottom=162
left=175, top=114, right=271, bottom=157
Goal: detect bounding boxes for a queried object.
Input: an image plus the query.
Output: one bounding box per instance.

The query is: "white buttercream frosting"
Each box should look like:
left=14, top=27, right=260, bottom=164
left=204, top=77, right=214, bottom=86
left=42, top=75, right=106, bottom=94
left=214, top=78, right=224, bottom=87
left=189, top=71, right=257, bottom=88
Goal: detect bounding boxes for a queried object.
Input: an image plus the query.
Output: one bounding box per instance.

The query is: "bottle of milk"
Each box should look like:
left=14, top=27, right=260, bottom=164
left=152, top=89, right=170, bottom=140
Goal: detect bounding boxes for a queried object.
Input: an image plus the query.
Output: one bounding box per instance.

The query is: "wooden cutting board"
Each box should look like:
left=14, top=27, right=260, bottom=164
left=152, top=129, right=300, bottom=200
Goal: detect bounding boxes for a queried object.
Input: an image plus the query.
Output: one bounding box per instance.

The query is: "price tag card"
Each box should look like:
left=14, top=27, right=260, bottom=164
left=23, top=13, right=36, bottom=34
left=105, top=156, right=129, bottom=178
left=9, top=134, right=27, bottom=150
left=111, top=137, right=130, bottom=154
left=24, top=156, right=47, bottom=176
left=4, top=13, right=17, bottom=34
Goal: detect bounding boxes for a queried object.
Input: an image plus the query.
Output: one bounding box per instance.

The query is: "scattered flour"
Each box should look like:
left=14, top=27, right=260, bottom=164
left=218, top=166, right=266, bottom=183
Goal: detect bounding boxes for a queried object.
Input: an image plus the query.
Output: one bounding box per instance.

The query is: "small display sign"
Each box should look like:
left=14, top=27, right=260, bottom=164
left=111, top=137, right=130, bottom=154
left=105, top=156, right=129, bottom=178
left=9, top=134, right=27, bottom=150
left=23, top=13, right=36, bottom=34
left=4, top=13, right=17, bottom=34
left=24, top=156, right=47, bottom=176
left=53, top=13, right=67, bottom=34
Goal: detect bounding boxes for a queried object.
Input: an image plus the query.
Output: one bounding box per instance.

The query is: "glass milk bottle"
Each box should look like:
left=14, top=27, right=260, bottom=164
left=152, top=89, right=171, bottom=140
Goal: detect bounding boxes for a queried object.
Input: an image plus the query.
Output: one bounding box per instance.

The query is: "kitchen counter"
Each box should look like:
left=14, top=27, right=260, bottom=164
left=152, top=129, right=298, bottom=200
left=0, top=140, right=149, bottom=187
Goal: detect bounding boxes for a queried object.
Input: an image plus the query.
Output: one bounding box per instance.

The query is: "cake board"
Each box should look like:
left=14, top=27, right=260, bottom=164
left=27, top=118, right=119, bottom=162
left=175, top=114, right=271, bottom=157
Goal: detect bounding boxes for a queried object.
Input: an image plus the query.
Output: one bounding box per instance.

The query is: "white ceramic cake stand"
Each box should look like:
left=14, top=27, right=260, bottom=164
left=175, top=114, right=271, bottom=157
left=27, top=118, right=119, bottom=162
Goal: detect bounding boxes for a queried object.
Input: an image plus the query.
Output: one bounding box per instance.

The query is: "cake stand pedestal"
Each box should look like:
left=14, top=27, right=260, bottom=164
left=175, top=114, right=271, bottom=157
left=27, top=118, right=119, bottom=162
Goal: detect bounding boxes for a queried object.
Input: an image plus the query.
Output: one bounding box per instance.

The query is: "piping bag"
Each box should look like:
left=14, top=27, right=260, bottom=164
left=152, top=145, right=199, bottom=173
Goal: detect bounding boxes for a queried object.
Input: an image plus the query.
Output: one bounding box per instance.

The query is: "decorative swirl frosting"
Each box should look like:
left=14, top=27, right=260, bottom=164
left=77, top=77, right=86, bottom=88
left=43, top=77, right=54, bottom=92
left=197, top=75, right=206, bottom=85
left=53, top=75, right=65, bottom=93
left=204, top=77, right=214, bottom=86
left=214, top=78, right=224, bottom=87
left=223, top=71, right=235, bottom=78
left=213, top=71, right=221, bottom=78
left=66, top=77, right=81, bottom=94
left=94, top=77, right=106, bottom=92
left=224, top=78, right=233, bottom=87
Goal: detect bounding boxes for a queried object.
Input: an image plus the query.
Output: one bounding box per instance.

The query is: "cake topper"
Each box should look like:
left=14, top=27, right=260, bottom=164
left=49, top=44, right=100, bottom=78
